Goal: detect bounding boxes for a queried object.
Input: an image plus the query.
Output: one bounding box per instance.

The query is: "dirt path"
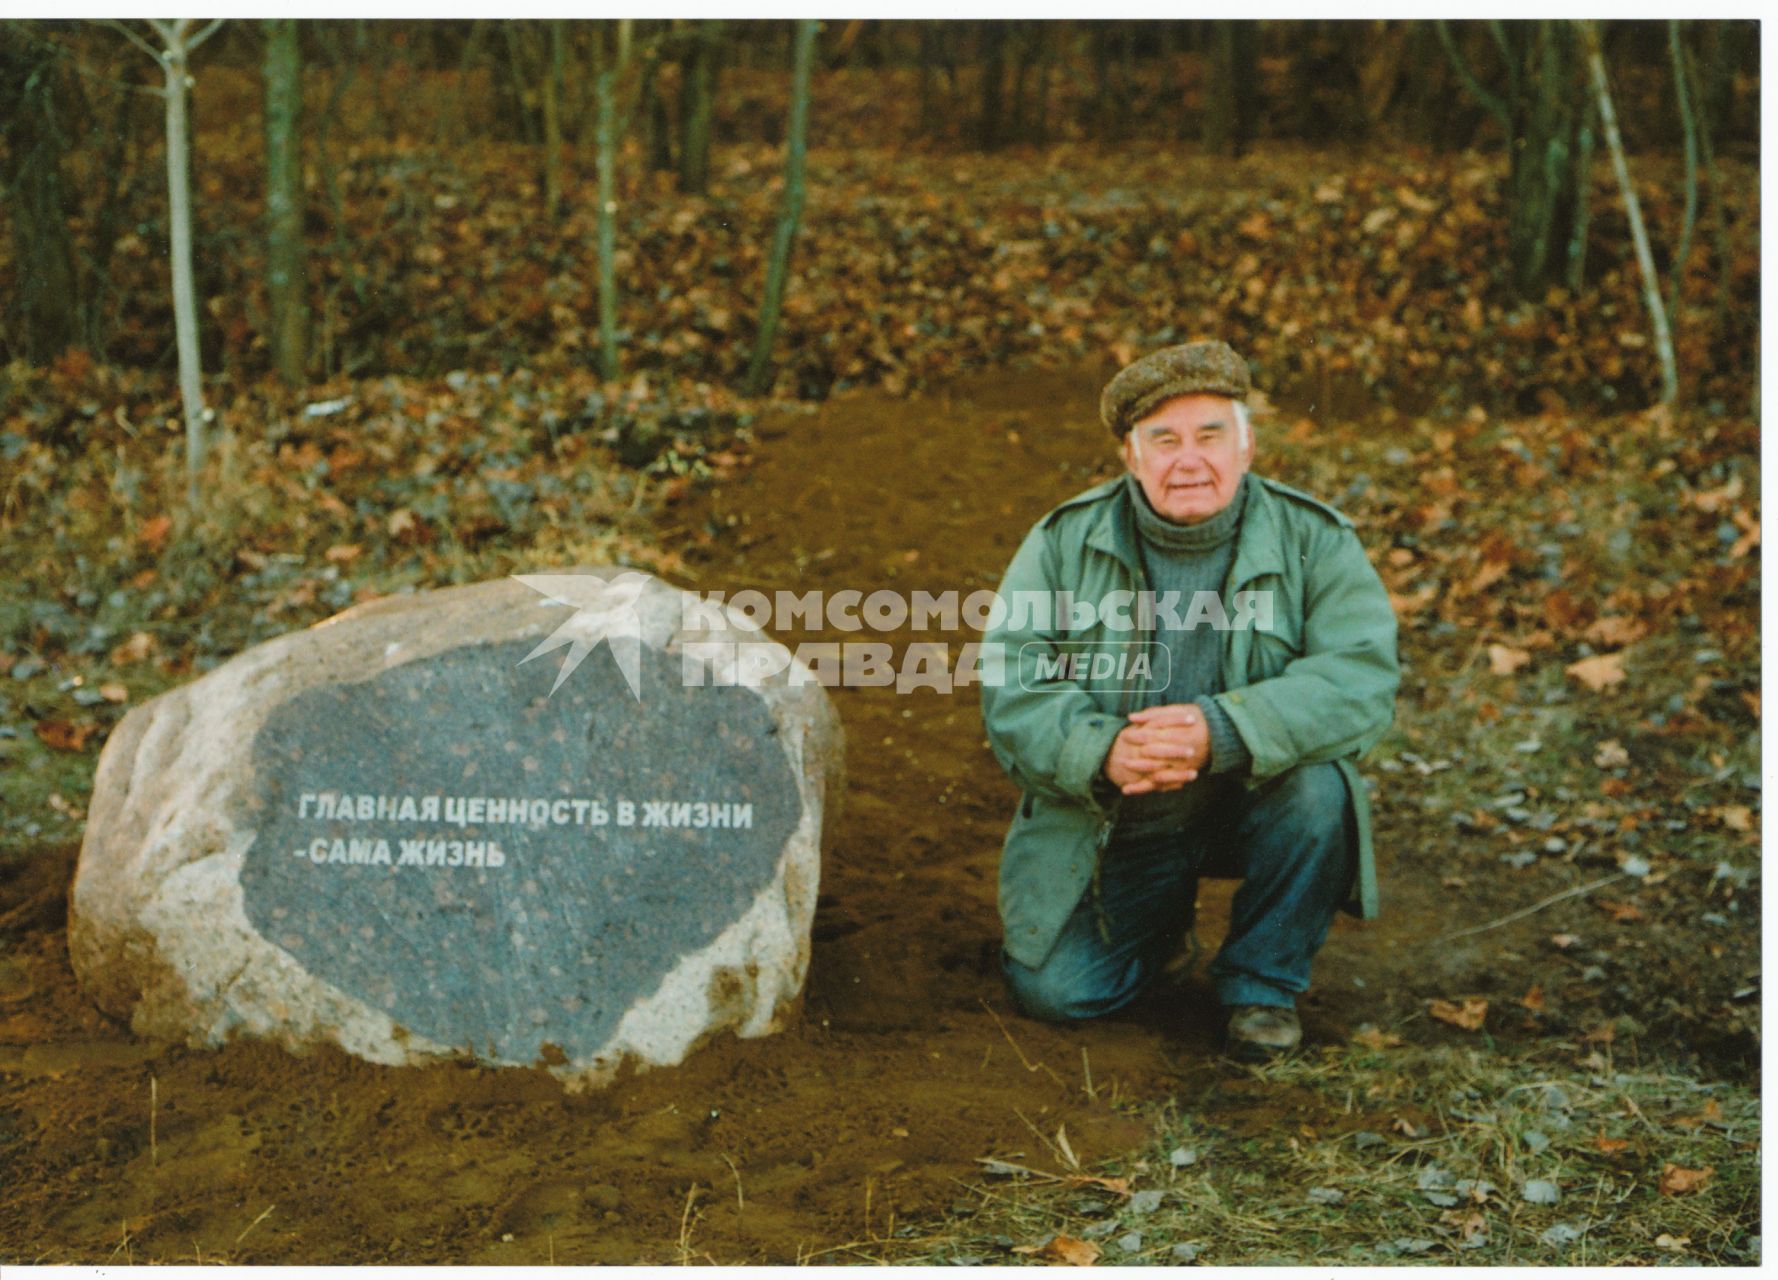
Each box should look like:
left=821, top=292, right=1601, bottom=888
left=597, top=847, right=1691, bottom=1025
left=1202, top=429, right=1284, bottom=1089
left=0, top=363, right=1710, bottom=1264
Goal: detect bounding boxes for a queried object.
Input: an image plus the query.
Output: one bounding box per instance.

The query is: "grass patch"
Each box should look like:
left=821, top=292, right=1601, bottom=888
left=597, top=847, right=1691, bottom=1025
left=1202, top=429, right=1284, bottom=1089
left=894, top=1040, right=1758, bottom=1266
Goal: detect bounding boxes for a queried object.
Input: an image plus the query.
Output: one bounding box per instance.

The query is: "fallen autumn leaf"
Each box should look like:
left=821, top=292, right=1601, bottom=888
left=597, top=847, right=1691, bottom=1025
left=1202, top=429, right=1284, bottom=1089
left=1658, top=1164, right=1715, bottom=1196
left=1428, top=997, right=1489, bottom=1031
left=1566, top=651, right=1628, bottom=691
left=1014, top=1234, right=1102, bottom=1266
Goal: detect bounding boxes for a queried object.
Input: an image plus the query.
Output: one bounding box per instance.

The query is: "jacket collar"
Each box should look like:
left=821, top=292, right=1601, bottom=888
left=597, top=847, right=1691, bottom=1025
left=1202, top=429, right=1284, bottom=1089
left=1086, top=472, right=1287, bottom=587
left=1228, top=475, right=1287, bottom=586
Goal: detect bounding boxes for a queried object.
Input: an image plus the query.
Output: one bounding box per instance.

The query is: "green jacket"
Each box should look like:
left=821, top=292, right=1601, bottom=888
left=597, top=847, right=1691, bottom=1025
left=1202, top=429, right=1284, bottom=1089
left=981, top=473, right=1400, bottom=969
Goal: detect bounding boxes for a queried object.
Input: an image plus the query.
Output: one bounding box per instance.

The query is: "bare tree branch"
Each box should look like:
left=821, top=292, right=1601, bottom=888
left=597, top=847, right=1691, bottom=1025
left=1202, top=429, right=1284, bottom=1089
left=19, top=21, right=151, bottom=95
left=1437, top=874, right=1625, bottom=942
left=1486, top=19, right=1520, bottom=105
left=1434, top=20, right=1511, bottom=134
left=187, top=18, right=227, bottom=53
left=103, top=18, right=163, bottom=65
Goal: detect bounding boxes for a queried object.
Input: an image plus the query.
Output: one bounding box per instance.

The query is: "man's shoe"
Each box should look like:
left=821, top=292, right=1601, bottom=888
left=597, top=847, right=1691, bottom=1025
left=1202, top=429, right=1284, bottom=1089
left=1224, top=1005, right=1301, bottom=1062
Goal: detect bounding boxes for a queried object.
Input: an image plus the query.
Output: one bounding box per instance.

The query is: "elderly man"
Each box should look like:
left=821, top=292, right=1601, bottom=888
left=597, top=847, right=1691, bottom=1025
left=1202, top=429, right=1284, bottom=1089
left=980, top=341, right=1399, bottom=1061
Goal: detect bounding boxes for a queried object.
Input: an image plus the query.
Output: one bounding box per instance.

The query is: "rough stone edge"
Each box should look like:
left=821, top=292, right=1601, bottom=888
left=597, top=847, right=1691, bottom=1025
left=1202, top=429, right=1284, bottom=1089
left=69, top=569, right=844, bottom=1077
left=545, top=593, right=844, bottom=1088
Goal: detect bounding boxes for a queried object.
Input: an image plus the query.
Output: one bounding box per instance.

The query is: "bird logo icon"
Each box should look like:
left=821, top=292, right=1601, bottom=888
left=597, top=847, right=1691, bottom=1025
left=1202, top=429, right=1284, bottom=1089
left=512, top=571, right=653, bottom=700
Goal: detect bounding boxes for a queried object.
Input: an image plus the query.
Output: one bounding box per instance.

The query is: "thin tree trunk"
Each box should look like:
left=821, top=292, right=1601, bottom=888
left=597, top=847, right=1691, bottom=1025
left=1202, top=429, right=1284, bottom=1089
left=1035, top=31, right=1054, bottom=146
left=432, top=17, right=485, bottom=149
left=1514, top=24, right=1581, bottom=293
left=1682, top=41, right=1734, bottom=327
left=264, top=18, right=307, bottom=385
left=977, top=20, right=1007, bottom=149
left=369, top=13, right=398, bottom=140
left=1695, top=19, right=1737, bottom=139
left=1231, top=23, right=1258, bottom=152
left=121, top=19, right=224, bottom=504
left=543, top=19, right=564, bottom=222
left=500, top=22, right=541, bottom=144
left=595, top=64, right=619, bottom=380
left=1433, top=19, right=1511, bottom=135
left=317, top=32, right=362, bottom=281
left=1665, top=19, right=1699, bottom=327
left=312, top=21, right=365, bottom=378
left=918, top=23, right=937, bottom=136
left=640, top=47, right=673, bottom=172
left=1488, top=19, right=1521, bottom=111
left=744, top=19, right=817, bottom=397
left=1356, top=19, right=1409, bottom=131
left=1009, top=23, right=1032, bottom=143
left=1442, top=20, right=1588, bottom=297
left=1202, top=21, right=1256, bottom=156
left=0, top=27, right=81, bottom=360
left=165, top=36, right=205, bottom=500
left=1565, top=98, right=1595, bottom=291
left=1203, top=21, right=1233, bottom=153
left=85, top=61, right=142, bottom=356
left=677, top=20, right=723, bottom=194
left=1090, top=23, right=1110, bottom=139
left=1406, top=20, right=1478, bottom=148
left=1579, top=20, right=1678, bottom=403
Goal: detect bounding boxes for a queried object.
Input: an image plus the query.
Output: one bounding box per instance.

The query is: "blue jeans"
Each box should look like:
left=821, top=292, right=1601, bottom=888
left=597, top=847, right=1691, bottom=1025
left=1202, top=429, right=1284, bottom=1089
left=1002, top=762, right=1354, bottom=1020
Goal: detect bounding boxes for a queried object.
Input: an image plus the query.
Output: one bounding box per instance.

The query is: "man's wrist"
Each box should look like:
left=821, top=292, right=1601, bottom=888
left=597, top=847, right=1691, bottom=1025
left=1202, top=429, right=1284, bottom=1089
left=1201, top=699, right=1252, bottom=775
left=1057, top=710, right=1127, bottom=800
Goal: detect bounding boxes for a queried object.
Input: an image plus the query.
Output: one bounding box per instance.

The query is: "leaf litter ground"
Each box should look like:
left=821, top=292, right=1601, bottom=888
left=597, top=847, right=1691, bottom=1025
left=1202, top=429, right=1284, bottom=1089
left=0, top=354, right=1759, bottom=1263
left=0, top=83, right=1761, bottom=1259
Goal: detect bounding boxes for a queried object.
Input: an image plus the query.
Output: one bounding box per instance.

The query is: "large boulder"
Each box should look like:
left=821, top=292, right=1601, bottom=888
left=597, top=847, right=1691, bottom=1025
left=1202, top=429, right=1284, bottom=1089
left=69, top=567, right=842, bottom=1088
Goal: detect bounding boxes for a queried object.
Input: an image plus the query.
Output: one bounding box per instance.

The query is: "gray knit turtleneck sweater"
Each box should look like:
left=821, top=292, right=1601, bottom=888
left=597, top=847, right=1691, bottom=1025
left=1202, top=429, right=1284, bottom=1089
left=1112, top=471, right=1254, bottom=838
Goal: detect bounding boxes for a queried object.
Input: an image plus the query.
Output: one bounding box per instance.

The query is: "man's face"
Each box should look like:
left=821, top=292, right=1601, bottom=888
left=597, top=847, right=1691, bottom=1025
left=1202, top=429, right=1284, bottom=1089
left=1120, top=394, right=1253, bottom=524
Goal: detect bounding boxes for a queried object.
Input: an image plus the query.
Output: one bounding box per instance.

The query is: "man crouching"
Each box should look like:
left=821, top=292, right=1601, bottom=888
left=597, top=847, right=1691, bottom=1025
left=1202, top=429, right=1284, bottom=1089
left=980, top=340, right=1400, bottom=1061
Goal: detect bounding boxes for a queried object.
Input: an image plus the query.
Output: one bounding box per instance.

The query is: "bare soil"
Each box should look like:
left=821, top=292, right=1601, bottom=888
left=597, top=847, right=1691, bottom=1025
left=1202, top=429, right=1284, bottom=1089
left=0, top=363, right=1757, bottom=1263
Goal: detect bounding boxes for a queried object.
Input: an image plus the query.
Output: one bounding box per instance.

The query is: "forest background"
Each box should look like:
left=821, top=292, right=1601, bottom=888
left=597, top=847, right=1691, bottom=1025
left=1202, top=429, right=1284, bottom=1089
left=0, top=16, right=1764, bottom=1266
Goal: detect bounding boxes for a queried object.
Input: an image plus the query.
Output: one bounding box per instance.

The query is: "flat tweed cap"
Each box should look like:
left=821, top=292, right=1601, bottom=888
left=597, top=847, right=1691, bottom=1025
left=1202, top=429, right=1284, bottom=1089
left=1100, top=340, right=1252, bottom=437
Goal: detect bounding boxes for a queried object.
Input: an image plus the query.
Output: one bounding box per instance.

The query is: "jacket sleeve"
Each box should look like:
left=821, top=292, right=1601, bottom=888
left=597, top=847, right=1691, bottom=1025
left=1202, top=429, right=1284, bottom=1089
left=1209, top=522, right=1400, bottom=780
left=979, top=520, right=1126, bottom=807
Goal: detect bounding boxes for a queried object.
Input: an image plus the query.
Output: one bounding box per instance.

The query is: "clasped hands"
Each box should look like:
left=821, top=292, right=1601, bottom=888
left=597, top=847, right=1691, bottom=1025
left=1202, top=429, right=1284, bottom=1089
left=1103, top=702, right=1212, bottom=795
